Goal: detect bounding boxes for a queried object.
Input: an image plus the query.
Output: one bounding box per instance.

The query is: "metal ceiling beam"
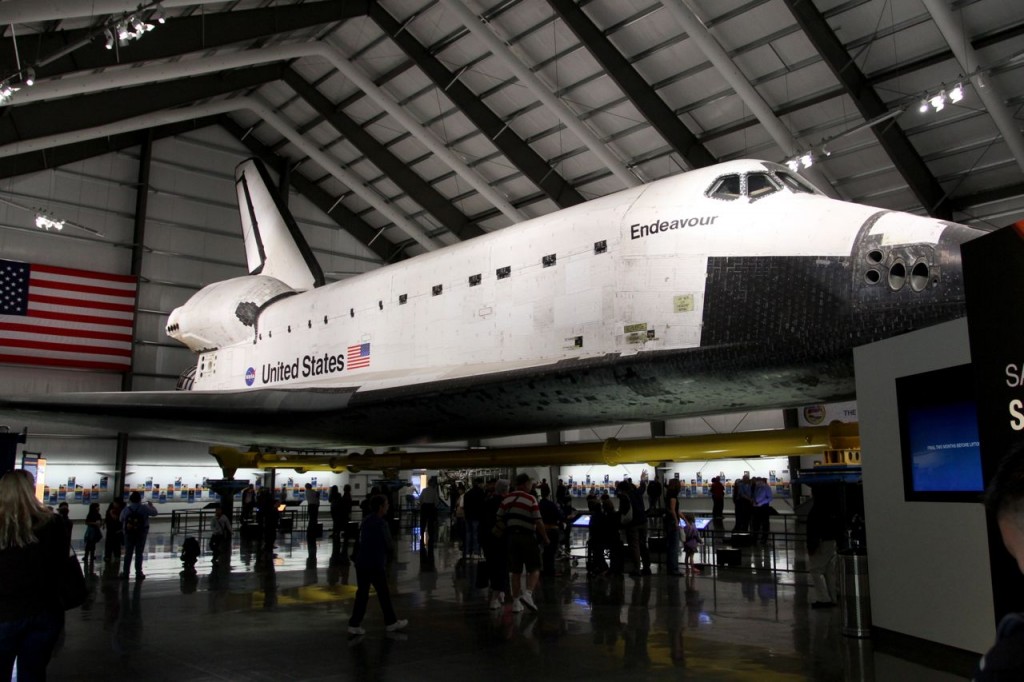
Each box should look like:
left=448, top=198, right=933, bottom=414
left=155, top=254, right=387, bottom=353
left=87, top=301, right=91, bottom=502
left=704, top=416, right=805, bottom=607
left=439, top=0, right=641, bottom=189
left=0, top=117, right=218, bottom=179
left=369, top=4, right=585, bottom=209
left=0, top=3, right=370, bottom=77
left=697, top=20, right=1024, bottom=145
left=217, top=115, right=408, bottom=265
left=0, top=1, right=232, bottom=24
left=783, top=0, right=950, bottom=218
left=282, top=68, right=485, bottom=241
left=949, top=182, right=1024, bottom=214
left=547, top=0, right=716, bottom=171
left=660, top=0, right=837, bottom=197
left=6, top=41, right=522, bottom=225
left=0, top=64, right=283, bottom=144
left=0, top=95, right=445, bottom=251
left=921, top=0, right=1024, bottom=176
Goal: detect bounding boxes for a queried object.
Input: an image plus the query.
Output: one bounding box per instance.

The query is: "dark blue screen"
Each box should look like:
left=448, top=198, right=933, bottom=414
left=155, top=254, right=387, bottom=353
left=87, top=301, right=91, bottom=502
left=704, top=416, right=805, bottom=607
left=907, top=400, right=984, bottom=493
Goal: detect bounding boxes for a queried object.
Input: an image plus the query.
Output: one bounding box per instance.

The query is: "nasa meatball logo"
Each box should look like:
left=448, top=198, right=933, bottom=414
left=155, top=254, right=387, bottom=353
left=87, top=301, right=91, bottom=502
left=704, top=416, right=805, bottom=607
left=803, top=405, right=826, bottom=425
left=245, top=367, right=256, bottom=387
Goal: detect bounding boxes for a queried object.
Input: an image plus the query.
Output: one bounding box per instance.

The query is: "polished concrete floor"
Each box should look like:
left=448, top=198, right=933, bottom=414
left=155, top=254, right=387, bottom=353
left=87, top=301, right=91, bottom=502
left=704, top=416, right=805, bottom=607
left=39, top=519, right=979, bottom=681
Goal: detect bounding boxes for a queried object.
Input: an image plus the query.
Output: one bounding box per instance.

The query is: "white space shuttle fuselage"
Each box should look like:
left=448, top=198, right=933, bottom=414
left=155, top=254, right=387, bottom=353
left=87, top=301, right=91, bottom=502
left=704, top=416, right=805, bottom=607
left=169, top=158, right=973, bottom=405
left=3, top=158, right=981, bottom=449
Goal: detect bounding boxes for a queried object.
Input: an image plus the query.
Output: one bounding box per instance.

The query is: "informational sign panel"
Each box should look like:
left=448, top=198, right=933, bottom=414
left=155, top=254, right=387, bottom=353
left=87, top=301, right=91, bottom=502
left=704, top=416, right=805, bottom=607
left=962, top=223, right=1024, bottom=622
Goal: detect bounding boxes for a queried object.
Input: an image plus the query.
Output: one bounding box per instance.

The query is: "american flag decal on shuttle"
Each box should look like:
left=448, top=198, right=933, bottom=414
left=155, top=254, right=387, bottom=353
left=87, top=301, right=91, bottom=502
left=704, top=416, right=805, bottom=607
left=347, top=343, right=370, bottom=369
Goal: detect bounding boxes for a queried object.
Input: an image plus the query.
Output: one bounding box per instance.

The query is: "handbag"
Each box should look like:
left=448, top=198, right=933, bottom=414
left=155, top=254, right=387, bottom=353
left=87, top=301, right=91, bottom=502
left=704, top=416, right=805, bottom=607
left=61, top=549, right=88, bottom=610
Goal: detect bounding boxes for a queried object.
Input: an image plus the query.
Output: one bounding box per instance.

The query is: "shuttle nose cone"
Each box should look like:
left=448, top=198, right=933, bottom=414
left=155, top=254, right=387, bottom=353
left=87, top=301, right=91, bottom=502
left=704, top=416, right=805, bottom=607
left=852, top=213, right=985, bottom=336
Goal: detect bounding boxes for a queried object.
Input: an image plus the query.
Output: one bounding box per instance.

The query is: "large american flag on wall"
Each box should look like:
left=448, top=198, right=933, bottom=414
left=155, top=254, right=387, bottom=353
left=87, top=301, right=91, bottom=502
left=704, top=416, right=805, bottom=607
left=0, top=258, right=137, bottom=372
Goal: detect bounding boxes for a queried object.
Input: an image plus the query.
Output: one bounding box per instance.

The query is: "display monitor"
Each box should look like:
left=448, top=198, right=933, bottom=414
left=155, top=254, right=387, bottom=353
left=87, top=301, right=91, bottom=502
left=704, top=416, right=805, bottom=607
left=679, top=517, right=711, bottom=530
left=896, top=363, right=985, bottom=502
left=572, top=513, right=591, bottom=527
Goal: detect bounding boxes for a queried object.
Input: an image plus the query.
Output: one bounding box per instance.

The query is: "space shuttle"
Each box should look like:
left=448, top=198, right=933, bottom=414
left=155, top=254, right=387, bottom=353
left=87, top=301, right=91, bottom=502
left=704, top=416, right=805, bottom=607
left=0, top=158, right=985, bottom=449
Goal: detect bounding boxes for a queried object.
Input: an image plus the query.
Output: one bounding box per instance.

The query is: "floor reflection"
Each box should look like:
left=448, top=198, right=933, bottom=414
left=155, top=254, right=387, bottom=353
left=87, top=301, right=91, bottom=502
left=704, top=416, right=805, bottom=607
left=46, top=518, right=978, bottom=682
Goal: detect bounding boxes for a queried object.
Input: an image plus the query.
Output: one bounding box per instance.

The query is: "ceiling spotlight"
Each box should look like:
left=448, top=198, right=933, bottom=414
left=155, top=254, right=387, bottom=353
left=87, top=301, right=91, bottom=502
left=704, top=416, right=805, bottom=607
left=786, top=158, right=800, bottom=172
left=23, top=68, right=34, bottom=87
left=800, top=153, right=814, bottom=169
left=104, top=29, right=114, bottom=49
left=919, top=99, right=929, bottom=113
left=949, top=82, right=964, bottom=103
left=0, top=81, right=20, bottom=105
left=153, top=3, right=167, bottom=23
left=34, top=214, right=65, bottom=231
left=929, top=91, right=946, bottom=112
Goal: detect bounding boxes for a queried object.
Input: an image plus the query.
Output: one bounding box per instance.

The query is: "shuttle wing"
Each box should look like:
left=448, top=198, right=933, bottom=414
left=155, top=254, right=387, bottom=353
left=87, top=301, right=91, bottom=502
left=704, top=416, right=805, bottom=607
left=0, top=347, right=856, bottom=449
left=0, top=388, right=358, bottom=447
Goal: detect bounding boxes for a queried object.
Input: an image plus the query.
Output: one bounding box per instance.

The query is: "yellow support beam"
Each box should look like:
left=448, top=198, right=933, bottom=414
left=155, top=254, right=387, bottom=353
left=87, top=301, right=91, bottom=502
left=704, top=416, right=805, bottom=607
left=209, top=422, right=859, bottom=473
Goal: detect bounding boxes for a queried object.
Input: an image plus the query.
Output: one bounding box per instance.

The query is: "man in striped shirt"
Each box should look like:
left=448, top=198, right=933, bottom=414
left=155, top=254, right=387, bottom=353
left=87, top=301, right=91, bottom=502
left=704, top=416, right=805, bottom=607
left=500, top=473, right=550, bottom=612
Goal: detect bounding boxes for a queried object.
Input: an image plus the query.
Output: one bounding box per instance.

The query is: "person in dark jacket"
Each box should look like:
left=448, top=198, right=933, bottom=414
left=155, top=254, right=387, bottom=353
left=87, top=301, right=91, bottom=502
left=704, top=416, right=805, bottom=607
left=339, top=484, right=355, bottom=560
left=0, top=469, right=69, bottom=682
left=975, top=451, right=1024, bottom=680
left=256, top=487, right=278, bottom=550
left=590, top=493, right=623, bottom=575
left=461, top=477, right=487, bottom=559
left=119, top=491, right=158, bottom=580
left=83, top=502, right=103, bottom=565
left=481, top=479, right=511, bottom=609
left=619, top=481, right=651, bottom=577
left=347, top=494, right=407, bottom=636
left=805, top=493, right=841, bottom=608
left=538, top=487, right=565, bottom=576
left=103, top=497, right=125, bottom=563
left=329, top=485, right=343, bottom=540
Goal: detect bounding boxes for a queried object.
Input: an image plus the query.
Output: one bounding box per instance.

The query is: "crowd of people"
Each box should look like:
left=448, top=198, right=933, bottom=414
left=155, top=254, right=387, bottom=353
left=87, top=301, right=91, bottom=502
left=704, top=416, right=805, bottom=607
left=584, top=473, right=703, bottom=578
left=6, top=454, right=1024, bottom=679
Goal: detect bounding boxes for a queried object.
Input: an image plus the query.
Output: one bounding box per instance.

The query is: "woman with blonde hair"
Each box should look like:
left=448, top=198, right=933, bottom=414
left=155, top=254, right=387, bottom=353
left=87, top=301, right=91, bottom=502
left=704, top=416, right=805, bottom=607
left=0, top=469, right=69, bottom=681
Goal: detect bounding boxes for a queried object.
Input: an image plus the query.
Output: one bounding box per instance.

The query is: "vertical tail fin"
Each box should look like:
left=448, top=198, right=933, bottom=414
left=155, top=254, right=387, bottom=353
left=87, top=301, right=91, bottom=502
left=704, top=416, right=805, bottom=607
left=235, top=158, right=325, bottom=291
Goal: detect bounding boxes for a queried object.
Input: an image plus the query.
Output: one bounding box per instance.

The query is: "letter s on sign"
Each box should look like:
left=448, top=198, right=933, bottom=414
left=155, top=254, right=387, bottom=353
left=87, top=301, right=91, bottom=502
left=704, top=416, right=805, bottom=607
left=1007, top=364, right=1021, bottom=388
left=1010, top=399, right=1024, bottom=431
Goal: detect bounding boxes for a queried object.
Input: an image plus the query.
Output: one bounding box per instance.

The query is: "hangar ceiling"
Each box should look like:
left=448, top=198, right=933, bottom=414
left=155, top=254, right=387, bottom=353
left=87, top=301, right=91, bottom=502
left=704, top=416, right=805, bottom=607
left=0, top=0, right=1022, bottom=397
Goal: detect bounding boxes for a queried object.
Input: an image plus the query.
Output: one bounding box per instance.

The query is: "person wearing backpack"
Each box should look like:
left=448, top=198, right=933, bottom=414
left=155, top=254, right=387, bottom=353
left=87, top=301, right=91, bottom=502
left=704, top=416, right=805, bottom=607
left=119, top=492, right=158, bottom=580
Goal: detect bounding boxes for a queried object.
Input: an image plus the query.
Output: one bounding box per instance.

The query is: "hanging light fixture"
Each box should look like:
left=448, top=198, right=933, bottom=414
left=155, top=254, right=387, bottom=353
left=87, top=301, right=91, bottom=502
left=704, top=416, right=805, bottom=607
left=0, top=81, right=19, bottom=105
left=949, top=82, right=964, bottom=103
left=34, top=214, right=65, bottom=231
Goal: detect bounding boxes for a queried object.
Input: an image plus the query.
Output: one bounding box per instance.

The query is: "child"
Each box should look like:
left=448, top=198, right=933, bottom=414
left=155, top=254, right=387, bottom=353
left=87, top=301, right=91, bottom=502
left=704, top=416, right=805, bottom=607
left=682, top=513, right=701, bottom=575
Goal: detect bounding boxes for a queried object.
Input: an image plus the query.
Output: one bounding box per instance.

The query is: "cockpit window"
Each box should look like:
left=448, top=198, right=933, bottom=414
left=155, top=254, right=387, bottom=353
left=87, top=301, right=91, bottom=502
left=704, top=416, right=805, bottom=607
left=776, top=171, right=816, bottom=194
left=746, top=172, right=780, bottom=198
left=708, top=174, right=742, bottom=200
